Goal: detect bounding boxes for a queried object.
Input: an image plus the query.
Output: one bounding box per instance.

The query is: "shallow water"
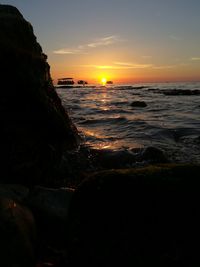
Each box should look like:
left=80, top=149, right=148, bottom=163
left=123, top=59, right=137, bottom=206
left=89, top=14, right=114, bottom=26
left=56, top=82, right=200, bottom=163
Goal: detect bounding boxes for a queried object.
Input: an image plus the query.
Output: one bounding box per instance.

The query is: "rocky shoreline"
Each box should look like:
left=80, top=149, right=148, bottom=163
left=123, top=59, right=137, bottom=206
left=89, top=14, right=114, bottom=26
left=1, top=163, right=200, bottom=267
left=1, top=4, right=200, bottom=267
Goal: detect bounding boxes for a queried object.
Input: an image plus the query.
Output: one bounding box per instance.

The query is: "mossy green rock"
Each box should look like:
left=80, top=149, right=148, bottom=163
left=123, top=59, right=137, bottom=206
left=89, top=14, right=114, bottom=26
left=67, top=164, right=200, bottom=266
left=0, top=5, right=80, bottom=184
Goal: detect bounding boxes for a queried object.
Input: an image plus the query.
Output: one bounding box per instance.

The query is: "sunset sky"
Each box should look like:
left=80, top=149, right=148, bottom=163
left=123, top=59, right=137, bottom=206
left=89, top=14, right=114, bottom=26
left=2, top=0, right=200, bottom=83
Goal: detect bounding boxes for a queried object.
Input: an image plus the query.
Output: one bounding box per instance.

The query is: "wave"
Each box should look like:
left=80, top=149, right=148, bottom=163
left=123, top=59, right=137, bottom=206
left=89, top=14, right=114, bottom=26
left=57, top=82, right=200, bottom=163
left=79, top=116, right=128, bottom=125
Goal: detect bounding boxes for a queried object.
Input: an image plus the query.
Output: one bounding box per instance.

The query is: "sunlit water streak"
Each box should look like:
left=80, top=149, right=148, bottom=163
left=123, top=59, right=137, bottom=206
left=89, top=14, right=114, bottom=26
left=56, top=82, right=200, bottom=163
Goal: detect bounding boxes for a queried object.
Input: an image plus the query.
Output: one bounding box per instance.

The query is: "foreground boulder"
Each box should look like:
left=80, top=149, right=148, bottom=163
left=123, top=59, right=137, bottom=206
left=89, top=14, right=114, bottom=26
left=67, top=164, right=200, bottom=266
left=27, top=186, right=74, bottom=246
left=0, top=184, right=75, bottom=266
left=0, top=5, right=79, bottom=184
left=0, top=197, right=36, bottom=267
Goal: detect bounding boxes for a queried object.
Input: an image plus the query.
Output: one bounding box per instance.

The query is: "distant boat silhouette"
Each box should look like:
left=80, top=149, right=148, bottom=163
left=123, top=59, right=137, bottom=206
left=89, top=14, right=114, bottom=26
left=77, top=80, right=88, bottom=85
left=57, top=77, right=74, bottom=85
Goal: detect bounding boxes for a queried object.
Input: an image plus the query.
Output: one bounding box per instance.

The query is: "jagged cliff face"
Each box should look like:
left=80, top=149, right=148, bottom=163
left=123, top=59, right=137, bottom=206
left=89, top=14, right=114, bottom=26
left=0, top=5, right=80, bottom=184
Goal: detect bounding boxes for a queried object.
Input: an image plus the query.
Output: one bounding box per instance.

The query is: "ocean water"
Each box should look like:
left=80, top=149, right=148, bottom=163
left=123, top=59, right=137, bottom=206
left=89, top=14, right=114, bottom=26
left=56, top=82, right=200, bottom=163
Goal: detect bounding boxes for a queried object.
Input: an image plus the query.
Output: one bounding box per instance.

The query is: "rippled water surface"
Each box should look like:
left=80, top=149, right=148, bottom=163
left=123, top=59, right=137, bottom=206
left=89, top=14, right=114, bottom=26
left=56, top=82, right=200, bottom=163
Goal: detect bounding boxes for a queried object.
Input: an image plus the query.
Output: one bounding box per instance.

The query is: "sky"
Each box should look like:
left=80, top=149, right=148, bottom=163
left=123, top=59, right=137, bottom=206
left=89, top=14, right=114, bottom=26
left=1, top=0, right=200, bottom=84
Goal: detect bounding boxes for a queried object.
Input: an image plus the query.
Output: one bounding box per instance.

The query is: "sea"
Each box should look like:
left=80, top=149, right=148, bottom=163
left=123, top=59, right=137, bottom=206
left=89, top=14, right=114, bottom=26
left=56, top=82, right=200, bottom=164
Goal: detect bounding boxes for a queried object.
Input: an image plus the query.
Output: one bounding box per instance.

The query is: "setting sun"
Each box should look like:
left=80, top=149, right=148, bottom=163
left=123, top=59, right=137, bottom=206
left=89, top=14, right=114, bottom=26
left=101, top=77, right=107, bottom=85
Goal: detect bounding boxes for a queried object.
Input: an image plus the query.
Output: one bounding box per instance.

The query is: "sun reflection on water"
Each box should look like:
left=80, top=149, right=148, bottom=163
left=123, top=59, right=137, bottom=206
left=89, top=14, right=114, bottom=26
left=82, top=129, right=142, bottom=150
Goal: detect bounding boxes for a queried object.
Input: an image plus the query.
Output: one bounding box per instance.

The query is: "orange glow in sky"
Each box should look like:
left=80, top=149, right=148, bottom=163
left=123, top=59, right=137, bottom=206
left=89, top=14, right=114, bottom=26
left=4, top=1, right=199, bottom=84
left=50, top=57, right=200, bottom=85
left=17, top=1, right=199, bottom=84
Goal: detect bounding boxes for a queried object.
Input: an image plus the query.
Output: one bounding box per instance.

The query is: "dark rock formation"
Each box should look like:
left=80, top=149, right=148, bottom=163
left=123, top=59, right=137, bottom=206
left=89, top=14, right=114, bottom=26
left=0, top=4, right=80, bottom=184
left=0, top=184, right=75, bottom=266
left=0, top=196, right=36, bottom=267
left=89, top=146, right=169, bottom=169
left=148, top=88, right=200, bottom=96
left=67, top=164, right=200, bottom=266
left=89, top=148, right=137, bottom=169
left=131, top=100, right=147, bottom=107
left=139, top=146, right=169, bottom=163
left=0, top=184, right=29, bottom=202
left=27, top=186, right=74, bottom=246
left=162, top=89, right=200, bottom=96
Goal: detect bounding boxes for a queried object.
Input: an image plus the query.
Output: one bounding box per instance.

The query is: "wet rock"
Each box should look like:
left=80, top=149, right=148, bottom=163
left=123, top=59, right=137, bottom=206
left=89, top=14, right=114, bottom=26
left=0, top=4, right=80, bottom=184
left=148, top=88, right=200, bottom=96
left=0, top=184, right=29, bottom=202
left=27, top=186, right=74, bottom=246
left=131, top=100, right=147, bottom=107
left=163, top=89, right=200, bottom=96
left=139, top=146, right=169, bottom=163
left=67, top=164, right=200, bottom=266
left=57, top=147, right=95, bottom=187
left=91, top=148, right=137, bottom=169
left=0, top=197, right=36, bottom=267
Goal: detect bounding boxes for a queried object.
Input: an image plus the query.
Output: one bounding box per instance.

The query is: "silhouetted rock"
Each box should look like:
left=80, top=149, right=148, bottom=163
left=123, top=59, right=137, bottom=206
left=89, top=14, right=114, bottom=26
left=148, top=88, right=200, bottom=96
left=163, top=89, right=200, bottom=96
left=131, top=100, right=147, bottom=107
left=67, top=164, right=200, bottom=266
left=0, top=4, right=80, bottom=184
left=0, top=196, right=36, bottom=267
left=90, top=148, right=137, bottom=169
left=27, top=186, right=74, bottom=246
left=140, top=146, right=169, bottom=163
left=0, top=184, right=29, bottom=202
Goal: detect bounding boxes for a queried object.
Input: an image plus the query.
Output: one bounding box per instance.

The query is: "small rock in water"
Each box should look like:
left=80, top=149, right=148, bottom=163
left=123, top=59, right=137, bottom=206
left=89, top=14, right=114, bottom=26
left=131, top=101, right=147, bottom=107
left=162, top=89, right=200, bottom=96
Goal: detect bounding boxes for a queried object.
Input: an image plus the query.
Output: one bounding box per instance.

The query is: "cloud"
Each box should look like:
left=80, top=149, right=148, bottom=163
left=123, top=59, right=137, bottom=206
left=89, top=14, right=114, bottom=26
left=81, top=65, right=117, bottom=69
left=114, top=62, right=136, bottom=66
left=82, top=62, right=180, bottom=70
left=82, top=62, right=153, bottom=70
left=114, top=62, right=153, bottom=69
left=53, top=35, right=122, bottom=55
left=191, top=57, right=200, bottom=61
left=95, top=65, right=119, bottom=69
left=152, top=65, right=176, bottom=70
left=53, top=49, right=84, bottom=55
left=87, top=35, right=122, bottom=48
